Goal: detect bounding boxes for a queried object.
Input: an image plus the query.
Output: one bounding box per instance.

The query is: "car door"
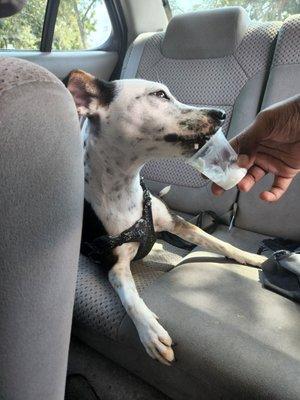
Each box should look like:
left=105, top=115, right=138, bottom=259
left=0, top=0, right=126, bottom=80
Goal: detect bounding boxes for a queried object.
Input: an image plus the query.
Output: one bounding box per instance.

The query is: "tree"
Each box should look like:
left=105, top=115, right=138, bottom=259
left=0, top=0, right=46, bottom=49
left=0, top=0, right=101, bottom=50
left=168, top=0, right=300, bottom=21
left=53, top=0, right=99, bottom=50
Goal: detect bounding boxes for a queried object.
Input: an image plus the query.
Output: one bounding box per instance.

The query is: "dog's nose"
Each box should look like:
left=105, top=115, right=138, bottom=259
left=207, top=109, right=226, bottom=121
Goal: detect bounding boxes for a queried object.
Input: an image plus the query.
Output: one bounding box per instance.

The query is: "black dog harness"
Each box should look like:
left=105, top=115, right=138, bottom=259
left=81, top=179, right=157, bottom=265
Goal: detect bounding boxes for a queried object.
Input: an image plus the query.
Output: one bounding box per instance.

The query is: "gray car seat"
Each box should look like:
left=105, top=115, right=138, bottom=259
left=235, top=14, right=300, bottom=241
left=122, top=7, right=281, bottom=216
left=72, top=8, right=300, bottom=400
left=0, top=4, right=84, bottom=399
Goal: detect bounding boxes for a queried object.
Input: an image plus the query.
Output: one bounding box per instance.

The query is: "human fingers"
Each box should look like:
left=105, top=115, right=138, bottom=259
left=211, top=183, right=225, bottom=196
left=260, top=176, right=293, bottom=202
left=237, top=165, right=267, bottom=192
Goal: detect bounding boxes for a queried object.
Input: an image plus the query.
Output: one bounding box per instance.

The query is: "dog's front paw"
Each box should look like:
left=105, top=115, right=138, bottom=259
left=232, top=252, right=267, bottom=267
left=137, top=314, right=175, bottom=366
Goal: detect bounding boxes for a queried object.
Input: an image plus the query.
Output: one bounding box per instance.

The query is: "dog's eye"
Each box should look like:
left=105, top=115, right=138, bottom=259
left=150, top=90, right=170, bottom=100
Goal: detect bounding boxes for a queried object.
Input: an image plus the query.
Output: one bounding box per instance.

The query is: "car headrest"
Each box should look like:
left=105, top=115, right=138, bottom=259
left=161, top=6, right=251, bottom=59
left=0, top=0, right=27, bottom=17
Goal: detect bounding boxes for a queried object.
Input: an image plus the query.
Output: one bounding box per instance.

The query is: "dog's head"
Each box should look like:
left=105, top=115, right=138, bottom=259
left=64, top=70, right=225, bottom=160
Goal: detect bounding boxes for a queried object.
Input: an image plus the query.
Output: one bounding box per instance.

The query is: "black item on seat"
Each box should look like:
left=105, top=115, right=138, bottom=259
left=81, top=179, right=157, bottom=266
left=157, top=231, right=195, bottom=250
left=65, top=375, right=100, bottom=400
left=261, top=250, right=300, bottom=303
left=258, top=237, right=300, bottom=256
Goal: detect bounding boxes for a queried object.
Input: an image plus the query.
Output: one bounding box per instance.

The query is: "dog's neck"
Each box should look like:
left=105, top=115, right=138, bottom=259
left=86, top=135, right=146, bottom=235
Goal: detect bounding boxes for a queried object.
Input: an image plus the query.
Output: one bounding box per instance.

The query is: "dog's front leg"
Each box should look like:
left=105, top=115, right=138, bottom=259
left=160, top=213, right=266, bottom=267
left=109, top=243, right=175, bottom=366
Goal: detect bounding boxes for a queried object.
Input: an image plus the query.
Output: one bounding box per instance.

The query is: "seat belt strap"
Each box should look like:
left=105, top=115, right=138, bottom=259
left=228, top=190, right=241, bottom=231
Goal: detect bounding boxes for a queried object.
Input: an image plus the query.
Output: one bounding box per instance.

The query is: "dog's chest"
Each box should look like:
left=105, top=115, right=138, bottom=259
left=94, top=188, right=144, bottom=237
left=84, top=159, right=144, bottom=236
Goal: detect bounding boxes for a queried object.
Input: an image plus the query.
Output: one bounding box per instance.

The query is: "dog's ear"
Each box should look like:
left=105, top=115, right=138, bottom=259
left=63, top=69, right=106, bottom=116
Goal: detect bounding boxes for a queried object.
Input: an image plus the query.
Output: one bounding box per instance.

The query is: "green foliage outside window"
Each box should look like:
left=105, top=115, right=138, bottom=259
left=169, top=0, right=300, bottom=21
left=53, top=0, right=105, bottom=50
left=0, top=0, right=46, bottom=49
left=0, top=0, right=110, bottom=50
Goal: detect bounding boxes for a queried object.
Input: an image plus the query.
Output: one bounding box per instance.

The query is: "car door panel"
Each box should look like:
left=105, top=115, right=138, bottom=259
left=0, top=50, right=118, bottom=80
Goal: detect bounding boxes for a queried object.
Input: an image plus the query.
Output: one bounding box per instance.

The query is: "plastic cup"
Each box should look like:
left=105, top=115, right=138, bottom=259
left=187, top=129, right=247, bottom=190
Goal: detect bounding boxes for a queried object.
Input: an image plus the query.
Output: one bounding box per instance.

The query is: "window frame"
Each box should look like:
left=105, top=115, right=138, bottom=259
left=38, top=0, right=126, bottom=53
left=46, top=0, right=118, bottom=52
left=41, top=0, right=60, bottom=52
left=104, top=0, right=127, bottom=78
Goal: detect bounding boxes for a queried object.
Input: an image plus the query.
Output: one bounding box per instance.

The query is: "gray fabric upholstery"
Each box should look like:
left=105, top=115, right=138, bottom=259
left=68, top=338, right=169, bottom=400
left=236, top=15, right=300, bottom=240
left=226, top=70, right=268, bottom=140
left=2, top=51, right=119, bottom=81
left=146, top=178, right=238, bottom=215
left=0, top=58, right=83, bottom=400
left=118, top=260, right=300, bottom=400
left=74, top=240, right=188, bottom=341
left=0, top=0, right=27, bottom=17
left=73, top=225, right=300, bottom=400
left=236, top=174, right=300, bottom=241
left=162, top=7, right=250, bottom=59
left=121, top=10, right=280, bottom=215
left=261, top=14, right=300, bottom=108
left=121, top=32, right=156, bottom=79
left=271, top=15, right=300, bottom=67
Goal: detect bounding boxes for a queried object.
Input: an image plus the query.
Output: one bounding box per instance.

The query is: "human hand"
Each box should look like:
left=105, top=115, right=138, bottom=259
left=212, top=95, right=300, bottom=201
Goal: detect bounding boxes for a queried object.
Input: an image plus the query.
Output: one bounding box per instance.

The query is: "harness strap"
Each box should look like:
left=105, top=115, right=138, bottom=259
left=84, top=178, right=157, bottom=262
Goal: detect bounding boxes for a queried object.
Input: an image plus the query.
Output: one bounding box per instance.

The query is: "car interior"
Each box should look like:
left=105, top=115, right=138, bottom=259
left=0, top=0, right=299, bottom=399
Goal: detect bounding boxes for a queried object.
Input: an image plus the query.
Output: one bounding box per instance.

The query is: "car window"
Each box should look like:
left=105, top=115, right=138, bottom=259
left=0, top=0, right=47, bottom=50
left=168, top=0, right=300, bottom=22
left=53, top=0, right=112, bottom=50
left=0, top=0, right=112, bottom=51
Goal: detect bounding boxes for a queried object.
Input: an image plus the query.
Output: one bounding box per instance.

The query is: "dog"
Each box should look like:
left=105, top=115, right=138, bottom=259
left=64, top=70, right=266, bottom=366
